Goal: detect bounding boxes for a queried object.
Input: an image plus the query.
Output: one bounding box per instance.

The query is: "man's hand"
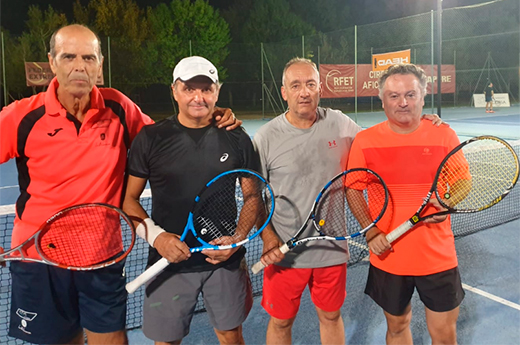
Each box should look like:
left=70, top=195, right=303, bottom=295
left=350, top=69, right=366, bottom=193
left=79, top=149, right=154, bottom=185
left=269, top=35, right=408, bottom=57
left=153, top=233, right=191, bottom=263
left=213, top=107, right=242, bottom=130
left=424, top=198, right=449, bottom=224
left=202, top=236, right=239, bottom=264
left=365, top=227, right=392, bottom=256
left=422, top=113, right=447, bottom=127
left=259, top=237, right=285, bottom=267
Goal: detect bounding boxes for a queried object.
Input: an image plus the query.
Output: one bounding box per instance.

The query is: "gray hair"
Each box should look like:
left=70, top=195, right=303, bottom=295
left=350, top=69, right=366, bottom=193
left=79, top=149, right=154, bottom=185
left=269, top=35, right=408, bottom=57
left=282, top=57, right=319, bottom=86
left=378, top=64, right=428, bottom=99
left=49, top=24, right=103, bottom=60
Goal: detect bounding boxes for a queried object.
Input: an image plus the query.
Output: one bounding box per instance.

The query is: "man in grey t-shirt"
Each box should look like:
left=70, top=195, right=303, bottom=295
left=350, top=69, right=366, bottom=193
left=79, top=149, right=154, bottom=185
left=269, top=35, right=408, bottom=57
left=253, top=57, right=361, bottom=345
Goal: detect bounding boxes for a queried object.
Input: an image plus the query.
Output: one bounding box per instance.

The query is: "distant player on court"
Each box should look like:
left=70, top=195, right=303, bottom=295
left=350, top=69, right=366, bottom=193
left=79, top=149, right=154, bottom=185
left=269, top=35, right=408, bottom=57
left=484, top=81, right=495, bottom=113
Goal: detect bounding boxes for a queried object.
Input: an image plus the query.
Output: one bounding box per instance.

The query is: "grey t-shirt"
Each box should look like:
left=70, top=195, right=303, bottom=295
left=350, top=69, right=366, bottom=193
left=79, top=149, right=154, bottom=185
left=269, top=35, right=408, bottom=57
left=253, top=107, right=362, bottom=268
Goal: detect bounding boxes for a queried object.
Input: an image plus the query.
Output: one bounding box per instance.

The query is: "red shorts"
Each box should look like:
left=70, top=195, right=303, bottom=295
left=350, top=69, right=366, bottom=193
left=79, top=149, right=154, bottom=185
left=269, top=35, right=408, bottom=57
left=261, top=263, right=347, bottom=319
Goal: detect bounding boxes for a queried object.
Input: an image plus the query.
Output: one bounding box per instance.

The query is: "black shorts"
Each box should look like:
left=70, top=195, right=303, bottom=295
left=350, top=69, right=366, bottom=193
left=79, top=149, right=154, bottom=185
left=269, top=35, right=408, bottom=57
left=9, top=260, right=127, bottom=344
left=365, top=264, right=465, bottom=316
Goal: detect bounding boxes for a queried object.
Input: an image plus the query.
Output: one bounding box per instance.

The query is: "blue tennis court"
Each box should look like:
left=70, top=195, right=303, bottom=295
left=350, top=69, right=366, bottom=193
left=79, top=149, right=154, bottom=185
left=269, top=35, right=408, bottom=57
left=1, top=105, right=519, bottom=344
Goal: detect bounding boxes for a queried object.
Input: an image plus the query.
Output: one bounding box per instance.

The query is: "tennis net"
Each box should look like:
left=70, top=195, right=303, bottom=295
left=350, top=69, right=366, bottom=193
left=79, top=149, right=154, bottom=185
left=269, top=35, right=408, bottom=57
left=0, top=140, right=519, bottom=343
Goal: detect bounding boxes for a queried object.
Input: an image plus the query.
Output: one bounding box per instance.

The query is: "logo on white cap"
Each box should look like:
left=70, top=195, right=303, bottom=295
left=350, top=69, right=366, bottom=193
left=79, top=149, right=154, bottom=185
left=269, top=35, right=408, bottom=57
left=173, top=56, right=219, bottom=83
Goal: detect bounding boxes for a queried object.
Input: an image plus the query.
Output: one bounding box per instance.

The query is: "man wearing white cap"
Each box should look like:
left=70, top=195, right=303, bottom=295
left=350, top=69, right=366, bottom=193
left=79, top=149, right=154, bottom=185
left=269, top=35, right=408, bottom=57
left=122, top=56, right=258, bottom=345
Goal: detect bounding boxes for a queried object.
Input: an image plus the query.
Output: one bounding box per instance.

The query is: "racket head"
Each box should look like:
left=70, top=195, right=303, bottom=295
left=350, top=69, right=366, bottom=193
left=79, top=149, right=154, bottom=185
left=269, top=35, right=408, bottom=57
left=186, top=169, right=274, bottom=251
left=36, top=203, right=136, bottom=270
left=314, top=168, right=389, bottom=239
left=434, top=135, right=519, bottom=213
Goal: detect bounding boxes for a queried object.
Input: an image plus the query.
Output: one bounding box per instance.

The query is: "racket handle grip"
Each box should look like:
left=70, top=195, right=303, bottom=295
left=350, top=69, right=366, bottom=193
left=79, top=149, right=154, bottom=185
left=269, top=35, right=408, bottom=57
left=385, top=221, right=414, bottom=244
left=126, top=257, right=170, bottom=294
left=250, top=243, right=290, bottom=275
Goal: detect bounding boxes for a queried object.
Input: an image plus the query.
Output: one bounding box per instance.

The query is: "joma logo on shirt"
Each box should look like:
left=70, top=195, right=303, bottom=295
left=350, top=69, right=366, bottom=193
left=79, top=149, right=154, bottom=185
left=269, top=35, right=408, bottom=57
left=47, top=128, right=63, bottom=137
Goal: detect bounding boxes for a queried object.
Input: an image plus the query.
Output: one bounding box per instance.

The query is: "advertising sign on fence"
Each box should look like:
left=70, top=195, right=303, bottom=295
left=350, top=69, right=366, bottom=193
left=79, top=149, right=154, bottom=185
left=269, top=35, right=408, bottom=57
left=25, top=62, right=104, bottom=87
left=372, top=49, right=411, bottom=72
left=320, top=64, right=456, bottom=99
left=473, top=93, right=511, bottom=107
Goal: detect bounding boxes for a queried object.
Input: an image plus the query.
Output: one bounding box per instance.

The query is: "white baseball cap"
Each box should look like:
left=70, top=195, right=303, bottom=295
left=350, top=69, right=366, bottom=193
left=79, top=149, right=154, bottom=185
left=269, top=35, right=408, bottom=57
left=173, top=56, right=219, bottom=83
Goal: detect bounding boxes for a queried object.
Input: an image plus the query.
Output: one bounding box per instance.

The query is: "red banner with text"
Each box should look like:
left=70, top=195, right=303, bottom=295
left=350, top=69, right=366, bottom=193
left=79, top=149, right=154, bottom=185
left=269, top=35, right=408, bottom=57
left=319, top=64, right=455, bottom=99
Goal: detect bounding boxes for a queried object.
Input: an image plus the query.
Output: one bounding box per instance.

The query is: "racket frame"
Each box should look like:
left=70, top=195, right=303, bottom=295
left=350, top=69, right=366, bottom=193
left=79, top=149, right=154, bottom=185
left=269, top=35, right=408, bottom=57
left=386, top=135, right=519, bottom=243
left=0, top=203, right=136, bottom=270
left=251, top=167, right=389, bottom=274
left=126, top=169, right=275, bottom=293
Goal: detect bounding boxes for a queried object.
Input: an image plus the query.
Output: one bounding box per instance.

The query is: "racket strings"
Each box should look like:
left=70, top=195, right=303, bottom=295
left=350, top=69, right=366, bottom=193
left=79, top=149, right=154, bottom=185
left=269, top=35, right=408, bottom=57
left=193, top=172, right=273, bottom=246
left=37, top=205, right=128, bottom=267
left=315, top=170, right=388, bottom=238
left=437, top=139, right=519, bottom=210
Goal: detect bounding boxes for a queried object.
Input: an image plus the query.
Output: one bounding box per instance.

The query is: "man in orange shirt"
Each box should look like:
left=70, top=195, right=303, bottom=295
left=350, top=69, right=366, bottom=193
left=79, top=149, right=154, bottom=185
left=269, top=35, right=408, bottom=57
left=347, top=64, right=464, bottom=345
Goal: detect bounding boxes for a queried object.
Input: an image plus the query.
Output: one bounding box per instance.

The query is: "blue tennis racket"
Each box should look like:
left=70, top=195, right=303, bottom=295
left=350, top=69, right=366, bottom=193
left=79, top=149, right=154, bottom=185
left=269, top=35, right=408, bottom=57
left=126, top=169, right=274, bottom=293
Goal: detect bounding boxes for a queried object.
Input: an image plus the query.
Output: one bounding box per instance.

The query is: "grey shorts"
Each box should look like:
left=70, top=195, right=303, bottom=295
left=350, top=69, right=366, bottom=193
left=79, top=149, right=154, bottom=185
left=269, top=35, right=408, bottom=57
left=142, top=259, right=253, bottom=342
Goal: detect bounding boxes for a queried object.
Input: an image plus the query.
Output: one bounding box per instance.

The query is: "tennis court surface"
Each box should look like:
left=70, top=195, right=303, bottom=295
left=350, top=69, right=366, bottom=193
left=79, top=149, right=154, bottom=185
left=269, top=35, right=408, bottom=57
left=0, top=107, right=519, bottom=344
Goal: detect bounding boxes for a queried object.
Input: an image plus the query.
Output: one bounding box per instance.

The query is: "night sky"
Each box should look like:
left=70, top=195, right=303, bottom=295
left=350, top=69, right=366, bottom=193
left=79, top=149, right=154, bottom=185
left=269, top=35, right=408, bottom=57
left=0, top=0, right=495, bottom=36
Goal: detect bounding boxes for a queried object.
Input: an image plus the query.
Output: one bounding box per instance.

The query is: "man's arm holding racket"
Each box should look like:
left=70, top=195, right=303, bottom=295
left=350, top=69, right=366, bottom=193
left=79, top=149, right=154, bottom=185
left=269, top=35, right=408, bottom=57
left=257, top=224, right=285, bottom=268
left=365, top=198, right=449, bottom=256
left=122, top=175, right=191, bottom=263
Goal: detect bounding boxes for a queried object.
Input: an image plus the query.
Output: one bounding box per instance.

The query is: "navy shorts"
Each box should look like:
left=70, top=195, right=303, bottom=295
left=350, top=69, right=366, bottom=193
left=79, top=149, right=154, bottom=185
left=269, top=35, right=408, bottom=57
left=485, top=95, right=492, bottom=102
left=9, top=260, right=127, bottom=344
left=365, top=264, right=465, bottom=316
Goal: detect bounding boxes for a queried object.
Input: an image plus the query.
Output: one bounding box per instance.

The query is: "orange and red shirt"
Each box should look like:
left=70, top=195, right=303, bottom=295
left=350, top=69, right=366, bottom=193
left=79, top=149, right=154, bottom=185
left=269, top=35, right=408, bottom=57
left=347, top=119, right=461, bottom=276
left=0, top=77, right=153, bottom=259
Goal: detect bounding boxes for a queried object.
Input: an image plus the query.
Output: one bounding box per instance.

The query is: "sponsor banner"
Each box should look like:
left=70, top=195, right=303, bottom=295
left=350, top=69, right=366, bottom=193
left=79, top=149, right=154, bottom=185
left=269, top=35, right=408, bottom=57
left=473, top=93, right=510, bottom=108
left=25, top=62, right=104, bottom=87
left=372, top=49, right=411, bottom=72
left=320, top=64, right=456, bottom=99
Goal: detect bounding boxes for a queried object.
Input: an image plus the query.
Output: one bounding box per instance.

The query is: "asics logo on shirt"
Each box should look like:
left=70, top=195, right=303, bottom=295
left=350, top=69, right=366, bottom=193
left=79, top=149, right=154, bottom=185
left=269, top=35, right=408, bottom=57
left=47, top=128, right=63, bottom=137
left=220, top=153, right=229, bottom=162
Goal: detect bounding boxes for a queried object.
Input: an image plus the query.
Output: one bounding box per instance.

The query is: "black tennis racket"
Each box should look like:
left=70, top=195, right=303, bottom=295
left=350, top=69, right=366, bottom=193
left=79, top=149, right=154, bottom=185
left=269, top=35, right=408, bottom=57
left=126, top=169, right=275, bottom=293
left=0, top=203, right=135, bottom=270
left=251, top=168, right=388, bottom=274
left=386, top=135, right=519, bottom=243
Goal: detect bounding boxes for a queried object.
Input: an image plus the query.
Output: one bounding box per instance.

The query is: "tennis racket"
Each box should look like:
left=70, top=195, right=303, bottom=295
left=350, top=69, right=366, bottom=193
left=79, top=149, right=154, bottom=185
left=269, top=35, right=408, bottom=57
left=126, top=169, right=275, bottom=293
left=251, top=168, right=389, bottom=274
left=386, top=135, right=519, bottom=243
left=0, top=203, right=135, bottom=270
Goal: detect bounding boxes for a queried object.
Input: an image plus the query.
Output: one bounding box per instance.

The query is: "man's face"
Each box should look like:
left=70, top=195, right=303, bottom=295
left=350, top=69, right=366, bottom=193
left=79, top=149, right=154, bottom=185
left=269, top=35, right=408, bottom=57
left=281, top=63, right=322, bottom=118
left=172, top=76, right=219, bottom=121
left=381, top=73, right=425, bottom=131
left=48, top=27, right=103, bottom=99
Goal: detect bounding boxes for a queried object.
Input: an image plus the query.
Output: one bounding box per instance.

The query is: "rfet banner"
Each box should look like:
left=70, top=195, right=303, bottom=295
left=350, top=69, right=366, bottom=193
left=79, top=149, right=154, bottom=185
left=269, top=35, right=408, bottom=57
left=25, top=62, right=104, bottom=87
left=372, top=49, right=411, bottom=72
left=320, top=64, right=455, bottom=99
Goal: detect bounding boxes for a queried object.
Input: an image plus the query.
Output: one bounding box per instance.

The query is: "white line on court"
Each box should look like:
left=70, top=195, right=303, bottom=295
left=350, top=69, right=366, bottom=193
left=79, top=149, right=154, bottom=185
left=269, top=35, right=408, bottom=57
left=462, top=283, right=520, bottom=311
left=0, top=185, right=18, bottom=190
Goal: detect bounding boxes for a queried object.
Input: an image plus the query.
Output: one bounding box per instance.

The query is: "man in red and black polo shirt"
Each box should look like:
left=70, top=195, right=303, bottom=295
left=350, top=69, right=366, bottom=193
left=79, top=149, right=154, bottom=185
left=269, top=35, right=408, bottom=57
left=0, top=24, right=238, bottom=345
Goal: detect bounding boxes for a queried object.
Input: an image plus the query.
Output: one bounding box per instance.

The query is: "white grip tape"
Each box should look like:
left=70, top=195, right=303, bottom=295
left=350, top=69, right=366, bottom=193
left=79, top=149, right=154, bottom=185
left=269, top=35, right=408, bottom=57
left=251, top=243, right=291, bottom=275
left=279, top=243, right=290, bottom=254
left=385, top=221, right=414, bottom=244
left=251, top=261, right=265, bottom=275
left=126, top=257, right=169, bottom=293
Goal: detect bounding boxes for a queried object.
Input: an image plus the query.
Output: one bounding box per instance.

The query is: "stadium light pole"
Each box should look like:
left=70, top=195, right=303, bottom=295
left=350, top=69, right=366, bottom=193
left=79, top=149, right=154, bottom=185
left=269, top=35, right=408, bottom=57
left=437, top=0, right=442, bottom=117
